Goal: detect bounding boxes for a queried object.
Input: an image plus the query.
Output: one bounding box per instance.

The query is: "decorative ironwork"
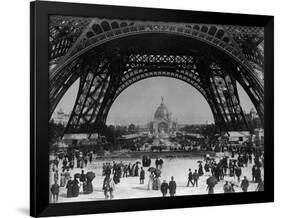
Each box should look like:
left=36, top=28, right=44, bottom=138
left=49, top=16, right=264, bottom=133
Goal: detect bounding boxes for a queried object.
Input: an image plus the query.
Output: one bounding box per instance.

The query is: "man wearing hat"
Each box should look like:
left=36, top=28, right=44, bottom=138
left=168, top=176, right=177, bottom=197
left=160, top=180, right=169, bottom=197
left=241, top=176, right=249, bottom=192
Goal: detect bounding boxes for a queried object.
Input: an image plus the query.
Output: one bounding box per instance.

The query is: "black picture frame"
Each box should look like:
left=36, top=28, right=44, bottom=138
left=30, top=1, right=274, bottom=217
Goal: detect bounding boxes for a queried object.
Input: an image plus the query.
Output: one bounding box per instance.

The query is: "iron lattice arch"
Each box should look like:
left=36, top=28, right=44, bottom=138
left=49, top=16, right=264, bottom=133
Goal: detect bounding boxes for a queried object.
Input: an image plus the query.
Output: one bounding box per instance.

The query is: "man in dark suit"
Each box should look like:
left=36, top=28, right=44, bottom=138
left=187, top=169, right=194, bottom=187
left=50, top=180, right=60, bottom=202
left=140, top=167, right=145, bottom=184
left=241, top=176, right=249, bottom=192
left=160, top=180, right=169, bottom=197
left=169, top=176, right=177, bottom=197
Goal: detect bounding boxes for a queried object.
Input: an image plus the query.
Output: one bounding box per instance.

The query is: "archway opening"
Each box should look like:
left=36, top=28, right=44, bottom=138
left=106, top=77, right=214, bottom=126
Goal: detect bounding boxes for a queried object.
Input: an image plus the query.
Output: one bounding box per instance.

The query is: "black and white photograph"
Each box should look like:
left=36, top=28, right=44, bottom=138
left=0, top=0, right=279, bottom=217
left=49, top=15, right=266, bottom=203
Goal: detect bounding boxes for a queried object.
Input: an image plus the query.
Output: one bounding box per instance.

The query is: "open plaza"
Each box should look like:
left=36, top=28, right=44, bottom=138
left=49, top=150, right=264, bottom=203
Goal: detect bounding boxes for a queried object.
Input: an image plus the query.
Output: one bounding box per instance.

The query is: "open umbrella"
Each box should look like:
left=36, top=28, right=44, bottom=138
left=86, top=171, right=96, bottom=182
left=206, top=176, right=218, bottom=186
left=105, top=165, right=113, bottom=170
left=74, top=173, right=81, bottom=179
left=197, top=160, right=203, bottom=163
left=58, top=153, right=64, bottom=159
left=136, top=161, right=141, bottom=164
left=154, top=169, right=161, bottom=177
left=148, top=167, right=156, bottom=172
left=142, top=155, right=148, bottom=159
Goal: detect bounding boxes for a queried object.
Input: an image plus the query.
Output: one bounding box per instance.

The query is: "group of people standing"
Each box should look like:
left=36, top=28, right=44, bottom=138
left=50, top=150, right=96, bottom=202
left=160, top=177, right=177, bottom=197
left=101, top=160, right=143, bottom=200
left=50, top=147, right=264, bottom=202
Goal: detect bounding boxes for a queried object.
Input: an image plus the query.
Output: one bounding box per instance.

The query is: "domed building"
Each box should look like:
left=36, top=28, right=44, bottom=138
left=153, top=97, right=173, bottom=136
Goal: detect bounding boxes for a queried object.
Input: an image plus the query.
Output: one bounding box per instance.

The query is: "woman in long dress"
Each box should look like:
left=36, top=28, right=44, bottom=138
left=109, top=178, right=115, bottom=200
left=66, top=179, right=73, bottom=198
left=60, top=173, right=66, bottom=187
left=148, top=172, right=154, bottom=190
left=72, top=178, right=80, bottom=197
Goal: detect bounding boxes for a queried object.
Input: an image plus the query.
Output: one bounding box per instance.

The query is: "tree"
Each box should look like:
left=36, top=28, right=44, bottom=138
left=49, top=120, right=65, bottom=146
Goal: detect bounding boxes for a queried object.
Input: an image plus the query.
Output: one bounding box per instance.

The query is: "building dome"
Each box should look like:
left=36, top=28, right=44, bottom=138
left=154, top=97, right=170, bottom=120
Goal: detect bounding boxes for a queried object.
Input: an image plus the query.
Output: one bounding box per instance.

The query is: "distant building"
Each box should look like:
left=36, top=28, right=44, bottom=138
left=222, top=131, right=251, bottom=145
left=52, top=108, right=70, bottom=126
left=252, top=128, right=264, bottom=146
left=149, top=97, right=177, bottom=137
left=244, top=108, right=262, bottom=129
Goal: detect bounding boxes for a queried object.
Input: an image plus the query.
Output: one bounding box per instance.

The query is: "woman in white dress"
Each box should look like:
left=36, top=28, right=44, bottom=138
left=148, top=172, right=154, bottom=190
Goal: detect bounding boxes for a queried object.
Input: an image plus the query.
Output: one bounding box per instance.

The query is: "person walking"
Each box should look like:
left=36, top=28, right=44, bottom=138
left=187, top=169, right=194, bottom=187
left=69, top=159, right=74, bottom=170
left=62, top=158, right=68, bottom=172
left=140, top=167, right=145, bottom=184
left=255, top=166, right=262, bottom=183
left=256, top=180, right=264, bottom=191
left=252, top=165, right=257, bottom=182
left=230, top=182, right=237, bottom=193
left=148, top=172, right=154, bottom=190
left=155, top=158, right=159, bottom=169
left=207, top=183, right=215, bottom=194
left=54, top=170, right=59, bottom=183
left=89, top=153, right=93, bottom=165
left=123, top=164, right=128, bottom=177
left=223, top=181, right=232, bottom=193
left=159, top=158, right=164, bottom=169
left=60, top=173, right=66, bottom=187
left=108, top=177, right=115, bottom=200
left=72, top=177, right=80, bottom=197
left=168, top=176, right=177, bottom=197
left=50, top=181, right=60, bottom=202
left=198, top=162, right=204, bottom=176
left=193, top=170, right=199, bottom=187
left=64, top=169, right=71, bottom=183
left=249, top=153, right=252, bottom=164
left=103, top=176, right=111, bottom=200
left=235, top=166, right=242, bottom=182
left=134, top=163, right=139, bottom=177
left=80, top=170, right=86, bottom=193
left=160, top=180, right=169, bottom=197
left=66, top=177, right=73, bottom=198
left=241, top=176, right=249, bottom=192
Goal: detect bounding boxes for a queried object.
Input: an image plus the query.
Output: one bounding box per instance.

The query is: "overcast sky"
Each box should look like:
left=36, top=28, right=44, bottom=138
left=53, top=77, right=255, bottom=125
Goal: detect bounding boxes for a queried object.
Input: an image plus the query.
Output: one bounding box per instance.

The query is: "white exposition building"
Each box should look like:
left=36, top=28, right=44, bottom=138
left=152, top=97, right=177, bottom=137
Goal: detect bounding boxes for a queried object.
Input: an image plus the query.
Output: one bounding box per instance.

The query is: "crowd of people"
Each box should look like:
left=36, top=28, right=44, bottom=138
left=50, top=147, right=264, bottom=202
left=50, top=150, right=95, bottom=202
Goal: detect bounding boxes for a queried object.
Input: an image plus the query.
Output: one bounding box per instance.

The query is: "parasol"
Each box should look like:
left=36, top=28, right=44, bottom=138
left=148, top=167, right=156, bottom=172
left=142, top=155, right=148, bottom=159
left=58, top=153, right=64, bottom=159
left=154, top=169, right=161, bottom=177
left=197, top=160, right=203, bottom=163
left=206, top=176, right=218, bottom=186
left=136, top=161, right=141, bottom=164
left=86, top=171, right=96, bottom=182
left=105, top=165, right=113, bottom=169
left=74, top=173, right=81, bottom=179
